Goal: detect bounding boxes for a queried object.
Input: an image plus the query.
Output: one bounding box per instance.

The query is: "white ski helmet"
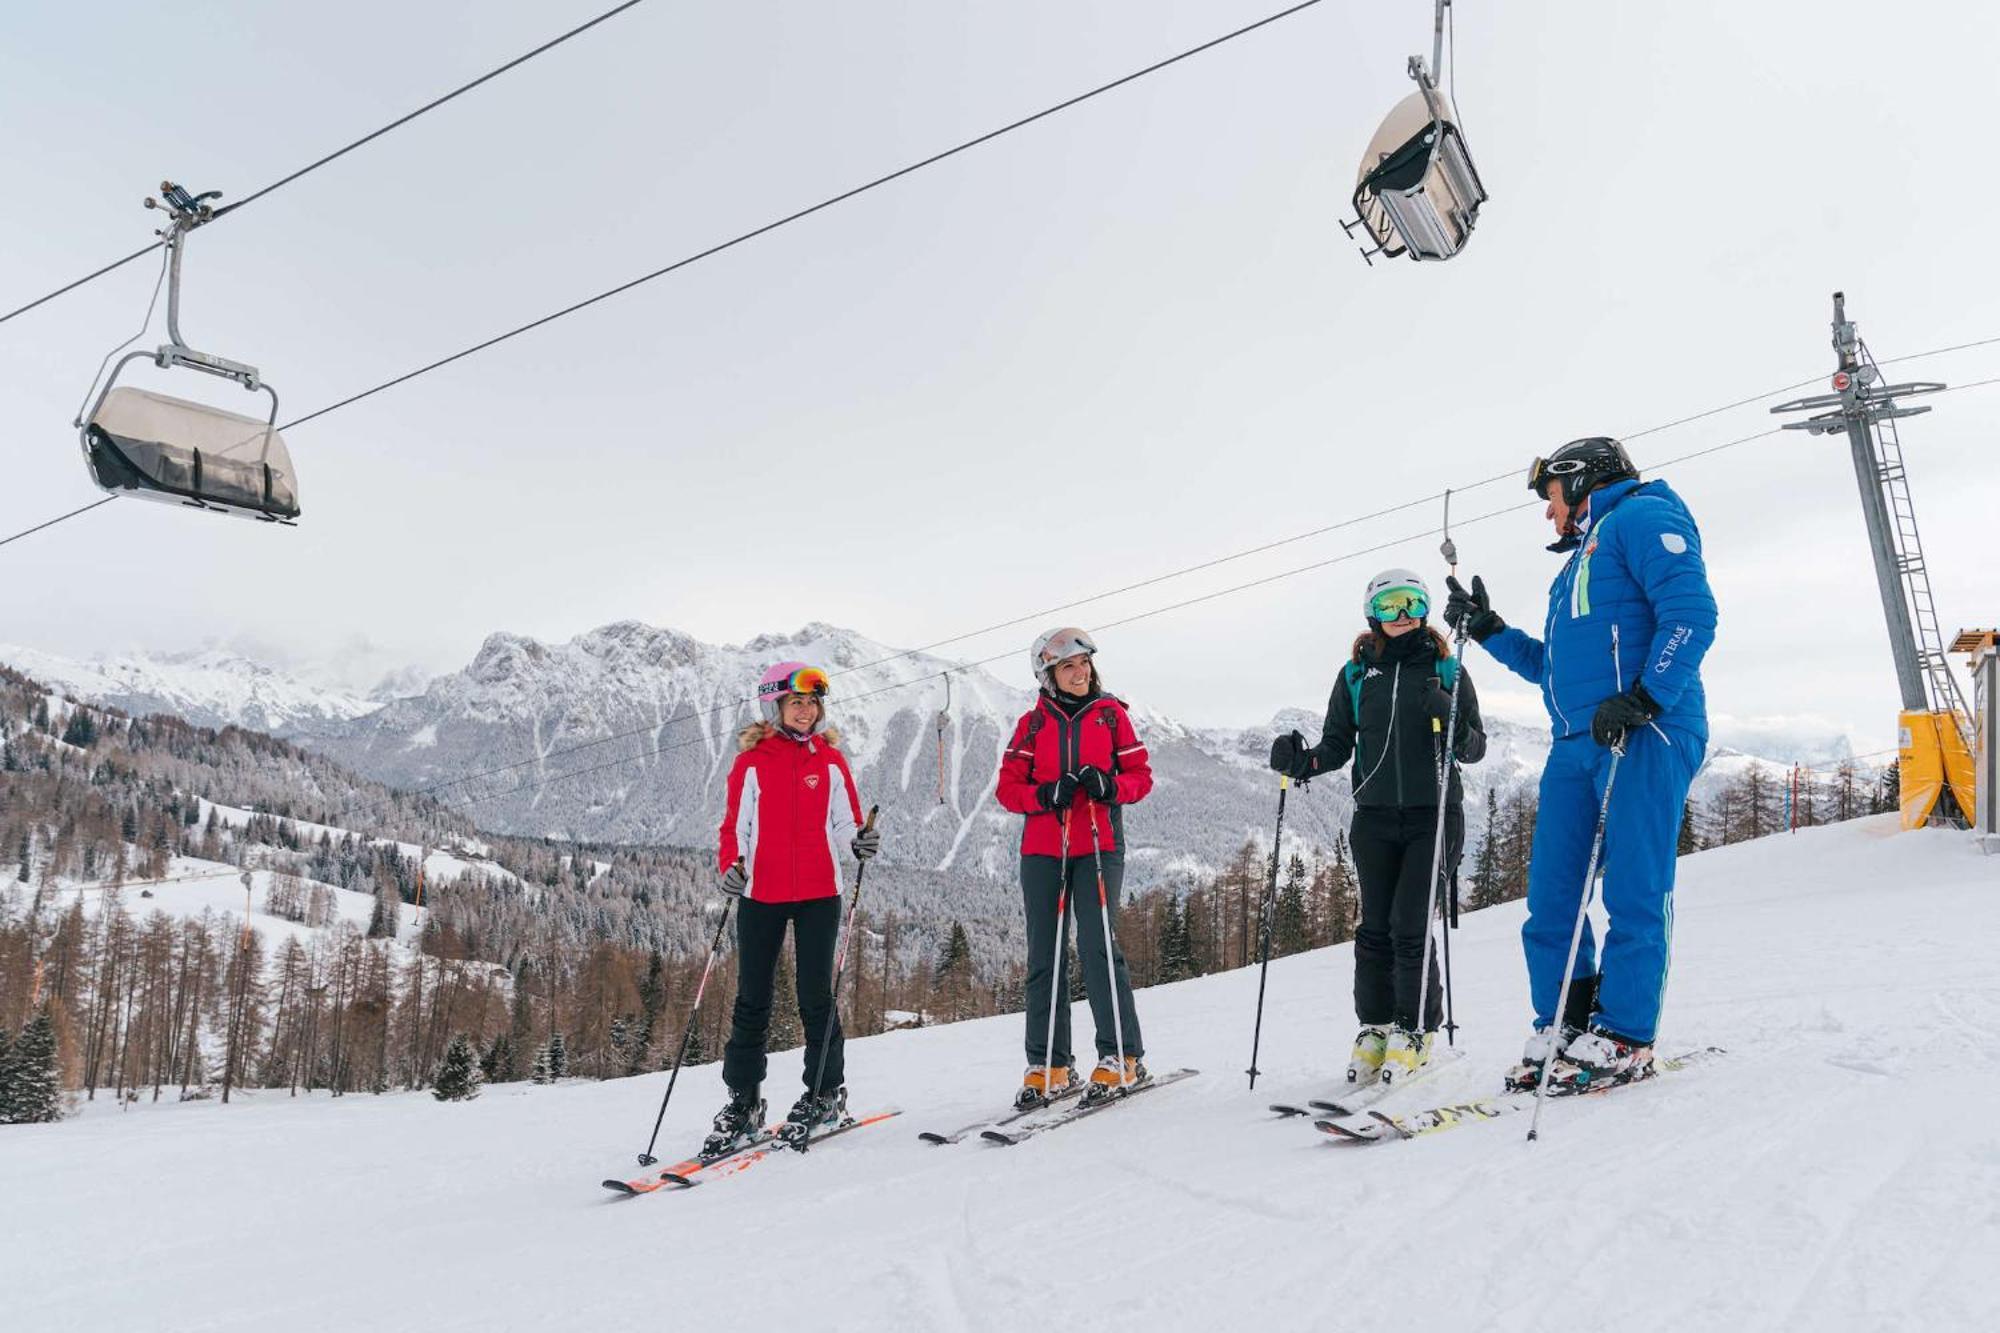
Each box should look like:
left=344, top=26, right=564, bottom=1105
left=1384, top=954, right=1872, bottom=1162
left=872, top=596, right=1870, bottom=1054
left=1362, top=568, right=1431, bottom=623
left=1029, top=626, right=1097, bottom=691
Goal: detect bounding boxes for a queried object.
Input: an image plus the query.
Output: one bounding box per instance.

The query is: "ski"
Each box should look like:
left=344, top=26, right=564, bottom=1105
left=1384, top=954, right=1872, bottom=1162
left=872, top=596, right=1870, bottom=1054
left=601, top=1126, right=783, bottom=1196
left=918, top=1082, right=1087, bottom=1145
left=663, top=1109, right=901, bottom=1187
left=1315, top=1047, right=1725, bottom=1145
left=1269, top=1047, right=1468, bottom=1119
left=980, top=1068, right=1198, bottom=1146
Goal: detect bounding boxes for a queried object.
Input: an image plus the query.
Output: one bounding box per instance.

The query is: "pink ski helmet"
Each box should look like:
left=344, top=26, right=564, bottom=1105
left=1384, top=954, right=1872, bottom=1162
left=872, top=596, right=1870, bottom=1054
left=757, top=661, right=831, bottom=733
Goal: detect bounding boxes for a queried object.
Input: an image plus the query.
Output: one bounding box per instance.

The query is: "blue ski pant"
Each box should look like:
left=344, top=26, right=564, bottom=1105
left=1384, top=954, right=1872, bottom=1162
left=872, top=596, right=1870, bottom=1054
left=1522, top=727, right=1704, bottom=1045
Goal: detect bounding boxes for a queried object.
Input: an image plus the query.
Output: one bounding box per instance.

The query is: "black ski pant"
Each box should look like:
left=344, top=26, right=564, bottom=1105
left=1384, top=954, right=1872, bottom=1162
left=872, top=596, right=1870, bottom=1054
left=1348, top=804, right=1463, bottom=1033
left=1020, top=852, right=1144, bottom=1067
left=722, top=894, right=843, bottom=1096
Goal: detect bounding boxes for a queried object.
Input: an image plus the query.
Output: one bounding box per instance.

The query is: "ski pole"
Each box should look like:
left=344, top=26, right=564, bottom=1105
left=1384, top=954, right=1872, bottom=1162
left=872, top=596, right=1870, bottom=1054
left=1415, top=500, right=1469, bottom=1044
left=1083, top=797, right=1129, bottom=1090
left=1438, top=865, right=1458, bottom=1045
left=1246, top=774, right=1289, bottom=1089
left=1038, top=809, right=1073, bottom=1106
left=1527, top=741, right=1623, bottom=1142
left=1529, top=625, right=1629, bottom=1141
left=801, top=806, right=879, bottom=1152
left=636, top=887, right=738, bottom=1166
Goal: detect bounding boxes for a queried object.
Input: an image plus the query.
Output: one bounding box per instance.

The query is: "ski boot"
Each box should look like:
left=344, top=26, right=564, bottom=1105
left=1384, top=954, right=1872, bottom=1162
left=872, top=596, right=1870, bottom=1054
left=777, top=1086, right=849, bottom=1147
left=1504, top=1024, right=1579, bottom=1093
left=1552, top=1026, right=1655, bottom=1093
left=1378, top=1027, right=1432, bottom=1086
left=1016, top=1063, right=1080, bottom=1112
left=1083, top=1055, right=1148, bottom=1104
left=1504, top=974, right=1601, bottom=1092
left=1345, top=1025, right=1389, bottom=1088
left=702, top=1084, right=765, bottom=1159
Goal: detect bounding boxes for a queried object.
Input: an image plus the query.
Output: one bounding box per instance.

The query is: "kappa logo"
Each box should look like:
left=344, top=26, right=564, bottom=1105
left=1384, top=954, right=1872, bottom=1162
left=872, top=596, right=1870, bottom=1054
left=1365, top=667, right=1384, bottom=679
left=803, top=774, right=821, bottom=790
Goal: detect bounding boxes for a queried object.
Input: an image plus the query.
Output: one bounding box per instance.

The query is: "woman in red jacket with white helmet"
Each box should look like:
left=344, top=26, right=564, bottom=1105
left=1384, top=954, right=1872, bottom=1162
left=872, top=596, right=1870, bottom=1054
left=706, top=661, right=880, bottom=1153
left=995, top=627, right=1154, bottom=1110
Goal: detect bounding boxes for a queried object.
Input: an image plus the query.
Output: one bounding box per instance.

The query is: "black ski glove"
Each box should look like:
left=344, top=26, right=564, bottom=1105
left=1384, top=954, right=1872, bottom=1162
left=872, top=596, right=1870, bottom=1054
left=1444, top=575, right=1507, bottom=644
left=1077, top=765, right=1116, bottom=804
left=719, top=861, right=748, bottom=897
left=1423, top=677, right=1455, bottom=722
left=851, top=824, right=881, bottom=861
left=1269, top=730, right=1316, bottom=780
left=1591, top=683, right=1661, bottom=748
left=1036, top=774, right=1079, bottom=811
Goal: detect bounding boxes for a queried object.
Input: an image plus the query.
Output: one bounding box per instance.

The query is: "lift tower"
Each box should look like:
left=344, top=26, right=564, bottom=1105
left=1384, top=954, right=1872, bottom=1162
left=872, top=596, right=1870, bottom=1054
left=1771, top=293, right=1974, bottom=824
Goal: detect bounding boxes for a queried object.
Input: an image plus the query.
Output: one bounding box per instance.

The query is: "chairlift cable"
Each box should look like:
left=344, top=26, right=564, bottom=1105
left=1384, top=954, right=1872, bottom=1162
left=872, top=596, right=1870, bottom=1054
left=275, top=0, right=1333, bottom=434
left=0, top=498, right=117, bottom=551
left=0, top=0, right=651, bottom=328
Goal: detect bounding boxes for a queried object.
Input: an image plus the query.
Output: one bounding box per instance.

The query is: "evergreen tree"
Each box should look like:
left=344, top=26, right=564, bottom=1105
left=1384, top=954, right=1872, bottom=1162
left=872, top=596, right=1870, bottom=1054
left=480, top=1032, right=517, bottom=1084
left=529, top=1042, right=553, bottom=1084
left=1468, top=788, right=1504, bottom=908
left=1324, top=834, right=1359, bottom=943
left=1155, top=894, right=1196, bottom=984
left=1677, top=800, right=1700, bottom=856
left=61, top=710, right=98, bottom=748
left=1877, top=761, right=1901, bottom=815
left=546, top=1031, right=569, bottom=1079
left=15, top=832, right=28, bottom=883
left=0, top=1011, right=63, bottom=1123
left=366, top=880, right=400, bottom=940
left=769, top=952, right=803, bottom=1050
left=1272, top=853, right=1312, bottom=958
left=932, top=921, right=977, bottom=1023
left=431, top=1034, right=483, bottom=1102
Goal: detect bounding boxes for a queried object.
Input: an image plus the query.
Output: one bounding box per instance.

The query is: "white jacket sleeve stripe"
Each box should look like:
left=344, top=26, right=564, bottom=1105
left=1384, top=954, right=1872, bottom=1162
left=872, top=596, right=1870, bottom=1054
left=737, top=767, right=761, bottom=900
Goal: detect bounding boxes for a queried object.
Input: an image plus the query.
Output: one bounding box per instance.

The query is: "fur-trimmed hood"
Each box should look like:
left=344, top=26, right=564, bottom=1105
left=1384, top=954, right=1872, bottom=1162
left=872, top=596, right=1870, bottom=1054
left=737, top=720, right=844, bottom=752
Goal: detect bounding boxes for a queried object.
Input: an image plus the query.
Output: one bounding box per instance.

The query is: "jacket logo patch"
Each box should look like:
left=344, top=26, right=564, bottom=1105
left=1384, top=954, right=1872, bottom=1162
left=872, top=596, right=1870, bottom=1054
left=1660, top=532, right=1689, bottom=554
left=1365, top=667, right=1383, bottom=679
left=803, top=774, right=820, bottom=790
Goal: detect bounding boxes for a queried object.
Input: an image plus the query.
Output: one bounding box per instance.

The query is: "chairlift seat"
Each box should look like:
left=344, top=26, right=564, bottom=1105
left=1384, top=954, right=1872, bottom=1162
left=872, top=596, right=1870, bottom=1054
left=1351, top=89, right=1487, bottom=262
left=82, top=385, right=299, bottom=521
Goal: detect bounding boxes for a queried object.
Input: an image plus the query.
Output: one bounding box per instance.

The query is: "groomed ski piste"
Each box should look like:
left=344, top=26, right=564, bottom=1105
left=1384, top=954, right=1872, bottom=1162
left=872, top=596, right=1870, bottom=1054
left=7, top=814, right=1995, bottom=1332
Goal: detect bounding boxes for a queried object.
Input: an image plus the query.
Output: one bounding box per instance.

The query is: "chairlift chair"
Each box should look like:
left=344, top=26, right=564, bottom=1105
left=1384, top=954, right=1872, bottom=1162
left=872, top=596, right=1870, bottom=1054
left=74, top=183, right=300, bottom=522
left=1343, top=2, right=1487, bottom=264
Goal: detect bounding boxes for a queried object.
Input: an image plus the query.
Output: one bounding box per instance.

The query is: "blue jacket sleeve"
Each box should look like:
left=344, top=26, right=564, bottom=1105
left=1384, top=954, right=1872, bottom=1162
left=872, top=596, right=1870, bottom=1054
left=1618, top=499, right=1717, bottom=708
left=1480, top=624, right=1546, bottom=686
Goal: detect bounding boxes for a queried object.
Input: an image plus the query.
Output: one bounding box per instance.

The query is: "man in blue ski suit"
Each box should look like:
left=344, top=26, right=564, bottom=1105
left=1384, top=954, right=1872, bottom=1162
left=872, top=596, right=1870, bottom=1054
left=1445, top=437, right=1716, bottom=1084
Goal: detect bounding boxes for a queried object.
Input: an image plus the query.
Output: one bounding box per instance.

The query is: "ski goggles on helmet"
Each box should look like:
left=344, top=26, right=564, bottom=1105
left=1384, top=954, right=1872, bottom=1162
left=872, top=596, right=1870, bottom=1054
left=1036, top=628, right=1097, bottom=669
left=758, top=666, right=830, bottom=703
left=1367, top=586, right=1430, bottom=622
left=1526, top=454, right=1589, bottom=498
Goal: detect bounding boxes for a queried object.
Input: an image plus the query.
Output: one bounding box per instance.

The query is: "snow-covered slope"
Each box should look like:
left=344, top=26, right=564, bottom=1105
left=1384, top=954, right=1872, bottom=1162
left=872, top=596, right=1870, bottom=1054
left=0, top=643, right=383, bottom=736
left=8, top=816, right=1994, bottom=1332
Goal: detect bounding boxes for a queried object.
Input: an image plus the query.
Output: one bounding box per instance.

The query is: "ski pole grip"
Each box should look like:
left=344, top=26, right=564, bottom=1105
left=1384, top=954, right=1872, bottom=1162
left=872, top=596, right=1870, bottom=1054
left=863, top=805, right=880, bottom=833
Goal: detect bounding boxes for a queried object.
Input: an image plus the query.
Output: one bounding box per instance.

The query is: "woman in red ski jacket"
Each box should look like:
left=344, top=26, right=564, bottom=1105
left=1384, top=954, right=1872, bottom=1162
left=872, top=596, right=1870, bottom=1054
left=995, top=627, right=1154, bottom=1110
left=707, top=661, right=880, bottom=1152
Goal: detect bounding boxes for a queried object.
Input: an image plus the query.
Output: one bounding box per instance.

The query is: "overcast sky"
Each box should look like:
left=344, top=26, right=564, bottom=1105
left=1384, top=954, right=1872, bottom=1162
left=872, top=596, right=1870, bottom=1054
left=4, top=0, right=1998, bottom=753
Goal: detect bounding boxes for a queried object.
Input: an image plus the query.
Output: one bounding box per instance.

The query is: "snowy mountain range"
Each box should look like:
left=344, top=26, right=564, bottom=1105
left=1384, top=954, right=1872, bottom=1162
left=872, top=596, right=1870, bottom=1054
left=0, top=643, right=398, bottom=736
left=2, top=625, right=1877, bottom=887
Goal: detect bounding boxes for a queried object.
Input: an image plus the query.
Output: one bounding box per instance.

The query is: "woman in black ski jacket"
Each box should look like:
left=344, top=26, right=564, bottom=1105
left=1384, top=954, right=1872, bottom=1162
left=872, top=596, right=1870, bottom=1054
left=1269, top=568, right=1485, bottom=1089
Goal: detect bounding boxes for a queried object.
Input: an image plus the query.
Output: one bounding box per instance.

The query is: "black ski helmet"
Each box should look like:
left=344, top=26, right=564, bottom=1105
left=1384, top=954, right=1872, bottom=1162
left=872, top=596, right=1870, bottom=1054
left=1527, top=437, right=1639, bottom=508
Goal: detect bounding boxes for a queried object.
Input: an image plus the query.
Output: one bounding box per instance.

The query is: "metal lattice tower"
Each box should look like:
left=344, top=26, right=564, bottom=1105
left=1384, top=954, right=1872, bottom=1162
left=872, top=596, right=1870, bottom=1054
left=1771, top=292, right=1973, bottom=749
